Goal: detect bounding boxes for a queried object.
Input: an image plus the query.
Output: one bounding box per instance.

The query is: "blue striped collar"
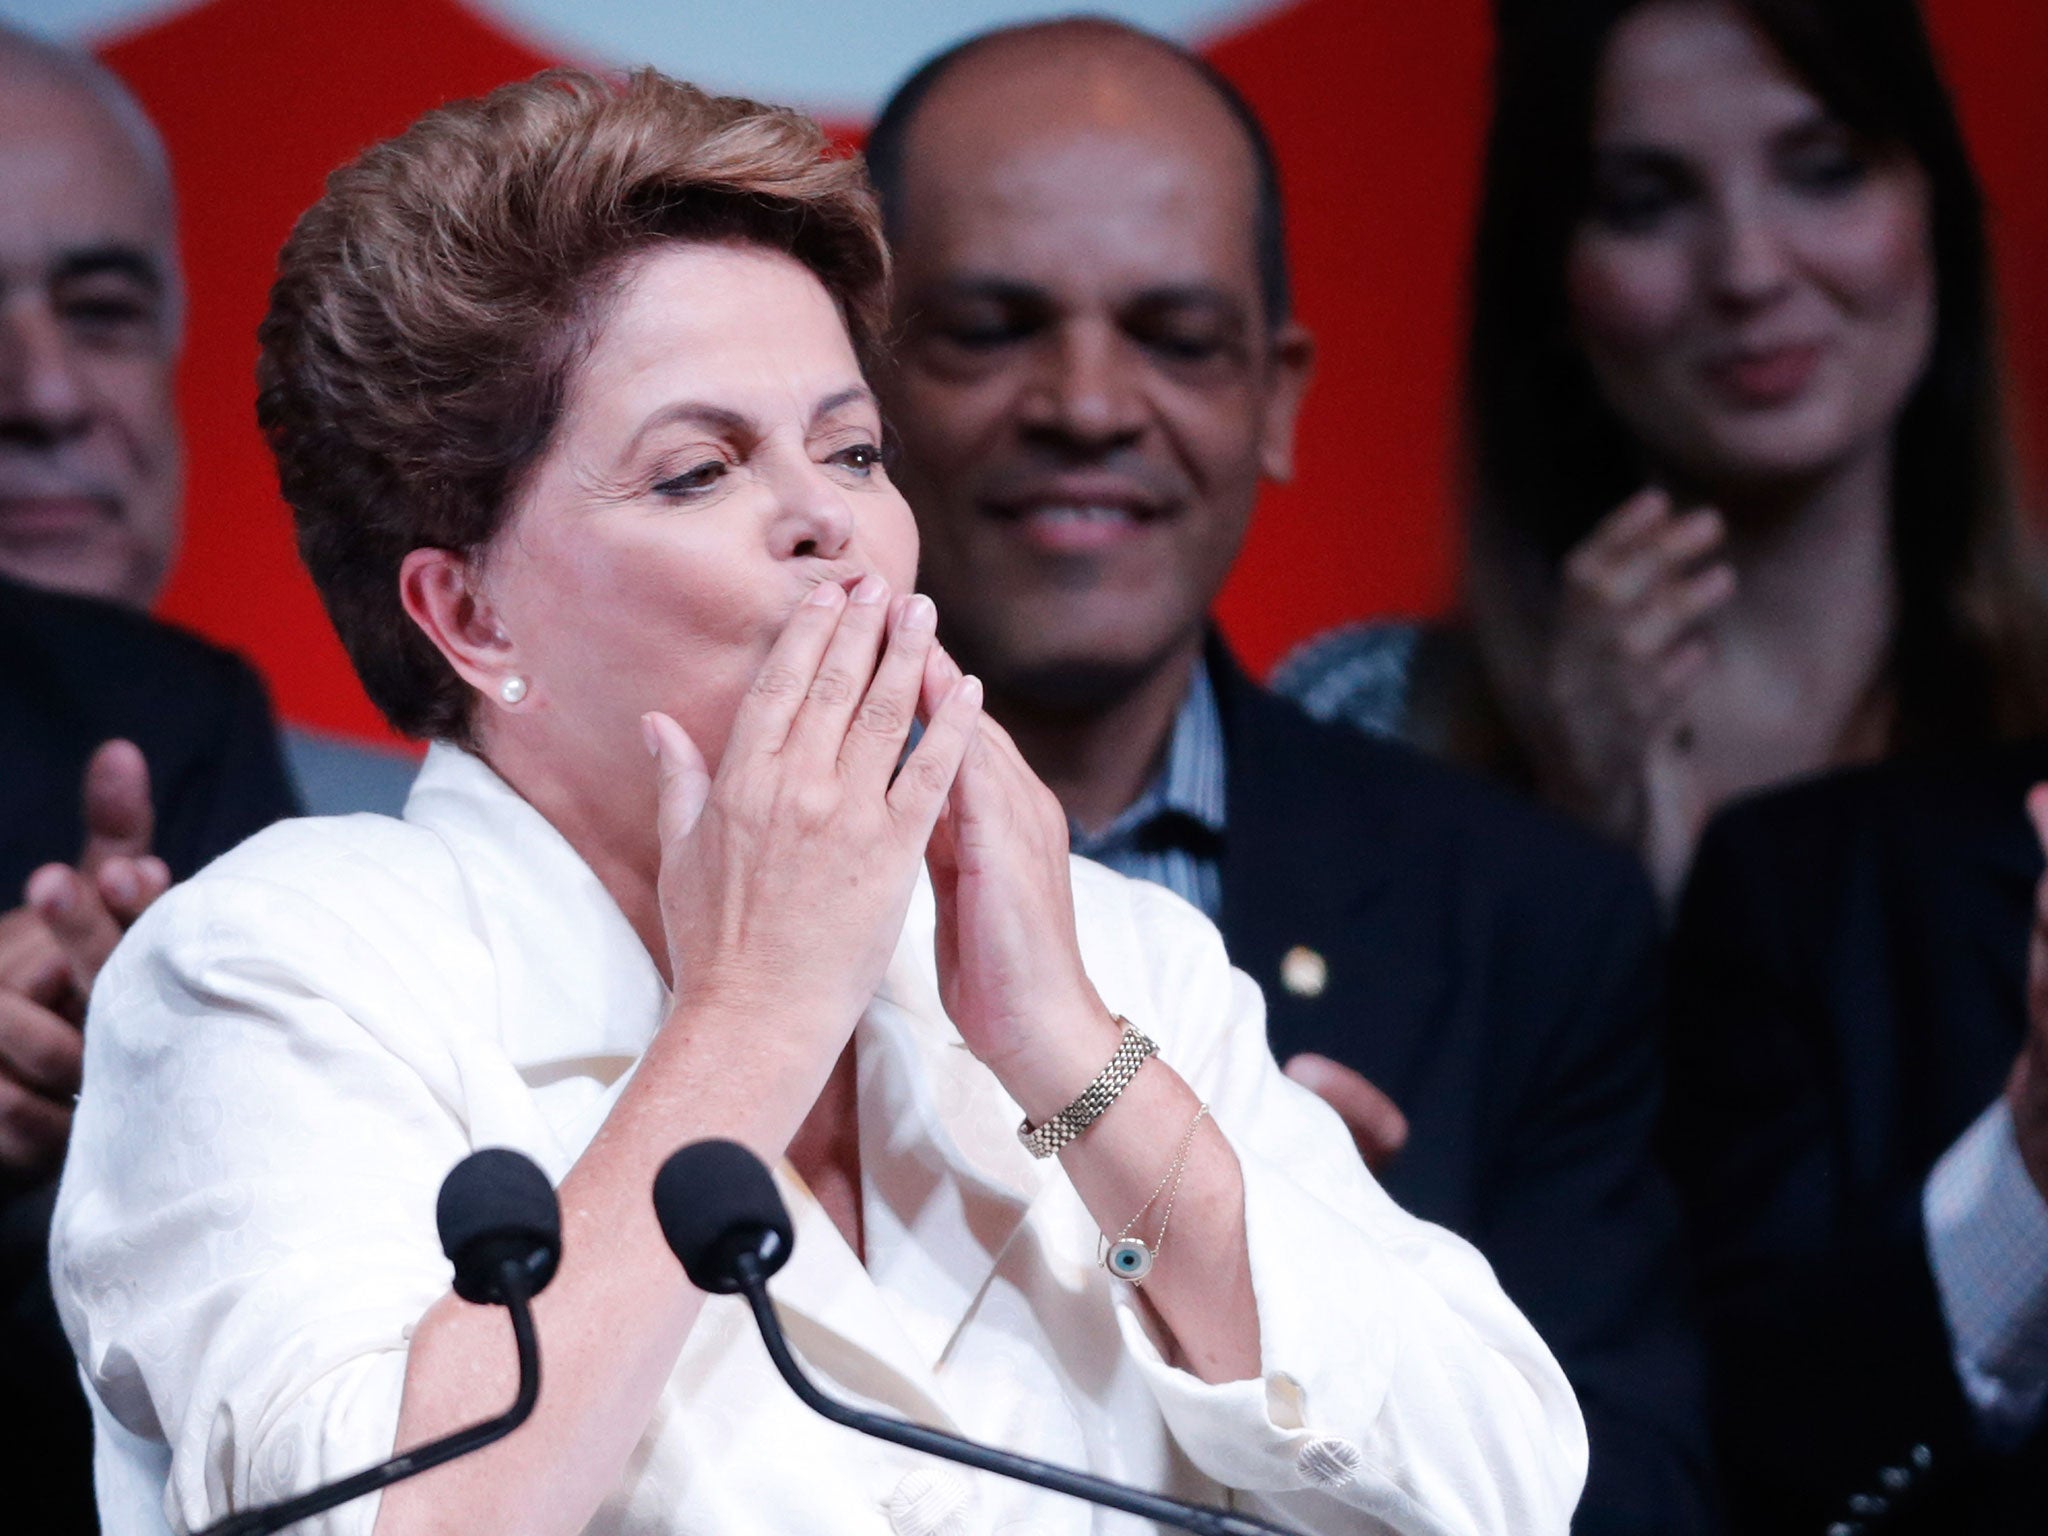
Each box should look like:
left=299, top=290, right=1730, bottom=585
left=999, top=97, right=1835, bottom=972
left=1069, top=659, right=1228, bottom=854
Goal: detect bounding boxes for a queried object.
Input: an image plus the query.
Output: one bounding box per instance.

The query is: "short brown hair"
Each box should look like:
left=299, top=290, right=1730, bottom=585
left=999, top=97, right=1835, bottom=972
left=258, top=68, right=888, bottom=743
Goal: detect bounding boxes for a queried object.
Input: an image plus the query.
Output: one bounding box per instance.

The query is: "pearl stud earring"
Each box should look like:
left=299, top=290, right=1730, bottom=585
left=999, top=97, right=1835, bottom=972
left=499, top=675, right=528, bottom=705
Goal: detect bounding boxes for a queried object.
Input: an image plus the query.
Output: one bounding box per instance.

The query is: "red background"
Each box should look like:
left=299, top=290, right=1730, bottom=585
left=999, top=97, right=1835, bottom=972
left=94, top=0, right=2048, bottom=747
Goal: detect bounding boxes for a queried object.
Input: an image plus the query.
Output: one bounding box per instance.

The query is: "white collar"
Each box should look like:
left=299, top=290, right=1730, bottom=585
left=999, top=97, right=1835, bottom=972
left=402, top=742, right=668, bottom=1070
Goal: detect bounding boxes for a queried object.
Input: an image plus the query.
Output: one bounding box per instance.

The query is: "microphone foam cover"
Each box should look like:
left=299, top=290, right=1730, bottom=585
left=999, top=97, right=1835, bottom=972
left=653, top=1139, right=794, bottom=1294
left=436, top=1148, right=562, bottom=1304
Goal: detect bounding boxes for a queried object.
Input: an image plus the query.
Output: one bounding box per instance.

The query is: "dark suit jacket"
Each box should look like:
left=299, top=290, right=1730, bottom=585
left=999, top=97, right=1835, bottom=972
left=1664, top=743, right=2048, bottom=1535
left=1209, top=648, right=1714, bottom=1535
left=2, top=576, right=300, bottom=1536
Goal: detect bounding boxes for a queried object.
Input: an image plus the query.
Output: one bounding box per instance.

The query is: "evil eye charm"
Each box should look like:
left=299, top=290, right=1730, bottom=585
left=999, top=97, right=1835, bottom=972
left=1107, top=1237, right=1154, bottom=1281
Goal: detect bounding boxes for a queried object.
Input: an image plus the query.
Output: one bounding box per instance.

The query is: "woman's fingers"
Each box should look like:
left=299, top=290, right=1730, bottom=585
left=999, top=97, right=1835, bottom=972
left=1636, top=640, right=1714, bottom=736
left=839, top=594, right=937, bottom=784
left=965, top=705, right=1032, bottom=777
left=781, top=574, right=892, bottom=763
left=1659, top=507, right=1727, bottom=565
left=1567, top=497, right=1723, bottom=614
left=1616, top=560, right=1737, bottom=671
left=1565, top=488, right=1672, bottom=598
left=724, top=581, right=851, bottom=760
left=1602, top=485, right=1674, bottom=547
left=919, top=638, right=966, bottom=719
left=644, top=711, right=713, bottom=848
left=1593, top=512, right=1723, bottom=612
left=889, top=674, right=983, bottom=831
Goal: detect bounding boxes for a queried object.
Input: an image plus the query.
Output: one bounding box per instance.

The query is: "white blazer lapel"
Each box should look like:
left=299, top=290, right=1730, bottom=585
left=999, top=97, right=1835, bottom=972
left=762, top=1161, right=963, bottom=1432
left=852, top=906, right=1064, bottom=1371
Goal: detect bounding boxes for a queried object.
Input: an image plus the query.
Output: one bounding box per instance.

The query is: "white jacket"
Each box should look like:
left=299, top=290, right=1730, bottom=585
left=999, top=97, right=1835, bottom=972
left=52, top=744, right=1586, bottom=1536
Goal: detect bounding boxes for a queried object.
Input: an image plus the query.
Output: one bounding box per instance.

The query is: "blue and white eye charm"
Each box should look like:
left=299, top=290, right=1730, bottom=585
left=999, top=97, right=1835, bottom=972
left=1107, top=1237, right=1154, bottom=1281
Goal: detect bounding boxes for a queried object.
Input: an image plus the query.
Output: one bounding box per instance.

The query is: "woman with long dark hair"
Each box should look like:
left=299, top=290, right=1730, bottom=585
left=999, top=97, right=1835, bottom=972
left=1280, top=0, right=2048, bottom=901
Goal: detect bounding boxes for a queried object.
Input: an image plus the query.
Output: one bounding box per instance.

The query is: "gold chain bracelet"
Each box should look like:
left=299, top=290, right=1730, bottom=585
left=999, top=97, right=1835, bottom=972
left=1102, top=1102, right=1210, bottom=1284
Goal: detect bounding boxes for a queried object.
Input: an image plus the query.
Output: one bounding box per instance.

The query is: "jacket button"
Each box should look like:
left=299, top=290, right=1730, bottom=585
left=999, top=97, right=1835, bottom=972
left=885, top=1466, right=970, bottom=1536
left=1280, top=946, right=1328, bottom=999
left=1297, top=1435, right=1362, bottom=1488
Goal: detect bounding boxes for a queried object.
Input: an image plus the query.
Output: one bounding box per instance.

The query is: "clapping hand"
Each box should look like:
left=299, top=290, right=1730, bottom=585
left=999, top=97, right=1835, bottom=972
left=915, top=643, right=1120, bottom=1120
left=643, top=578, right=983, bottom=1085
left=1541, top=488, right=1736, bottom=849
left=0, top=740, right=170, bottom=1177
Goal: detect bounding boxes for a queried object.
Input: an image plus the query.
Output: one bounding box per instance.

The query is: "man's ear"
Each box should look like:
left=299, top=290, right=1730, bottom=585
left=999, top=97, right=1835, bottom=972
left=399, top=547, right=518, bottom=700
left=1256, top=320, right=1316, bottom=485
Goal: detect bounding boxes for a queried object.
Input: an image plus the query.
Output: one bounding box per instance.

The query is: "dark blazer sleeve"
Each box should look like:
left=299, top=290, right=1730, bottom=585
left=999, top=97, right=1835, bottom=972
left=1481, top=854, right=1717, bottom=1536
left=145, top=642, right=301, bottom=880
left=0, top=579, right=301, bottom=1536
left=1663, top=776, right=2034, bottom=1534
left=0, top=577, right=300, bottom=893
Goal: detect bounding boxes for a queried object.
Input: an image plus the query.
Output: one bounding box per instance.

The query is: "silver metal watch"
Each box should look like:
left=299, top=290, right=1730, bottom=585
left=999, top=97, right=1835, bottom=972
left=1017, top=1018, right=1158, bottom=1159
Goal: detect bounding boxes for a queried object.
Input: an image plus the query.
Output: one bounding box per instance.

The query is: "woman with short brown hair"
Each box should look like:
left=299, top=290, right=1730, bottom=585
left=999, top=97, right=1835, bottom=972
left=52, top=69, right=1584, bottom=1536
left=260, top=68, right=891, bottom=745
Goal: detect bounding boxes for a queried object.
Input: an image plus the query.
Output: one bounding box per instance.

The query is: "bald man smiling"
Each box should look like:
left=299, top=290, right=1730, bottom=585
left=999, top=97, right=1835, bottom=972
left=868, top=20, right=1715, bottom=1533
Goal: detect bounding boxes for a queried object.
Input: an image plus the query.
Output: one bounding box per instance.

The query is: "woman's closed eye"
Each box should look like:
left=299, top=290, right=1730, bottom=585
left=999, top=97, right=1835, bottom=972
left=1775, top=128, right=1871, bottom=198
left=1587, top=154, right=1692, bottom=234
left=652, top=459, right=728, bottom=498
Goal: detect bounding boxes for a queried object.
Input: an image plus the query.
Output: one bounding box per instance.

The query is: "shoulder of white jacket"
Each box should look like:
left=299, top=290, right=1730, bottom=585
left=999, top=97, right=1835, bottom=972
left=1064, top=853, right=1236, bottom=1039
left=134, top=812, right=467, bottom=946
left=205, top=809, right=453, bottom=885
left=1067, top=853, right=1219, bottom=942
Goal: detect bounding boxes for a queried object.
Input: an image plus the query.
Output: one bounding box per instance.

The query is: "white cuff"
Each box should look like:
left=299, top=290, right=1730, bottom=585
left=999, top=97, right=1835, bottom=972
left=1109, top=1128, right=1585, bottom=1533
left=1924, top=1098, right=2048, bottom=1448
left=1109, top=1145, right=1399, bottom=1496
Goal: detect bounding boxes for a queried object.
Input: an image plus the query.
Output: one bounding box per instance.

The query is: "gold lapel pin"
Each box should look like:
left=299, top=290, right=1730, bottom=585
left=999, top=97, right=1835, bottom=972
left=1280, top=945, right=1328, bottom=999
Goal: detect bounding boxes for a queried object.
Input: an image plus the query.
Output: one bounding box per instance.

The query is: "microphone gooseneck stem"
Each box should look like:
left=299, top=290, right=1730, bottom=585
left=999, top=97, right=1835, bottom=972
left=731, top=1251, right=1299, bottom=1536
left=195, top=1259, right=542, bottom=1536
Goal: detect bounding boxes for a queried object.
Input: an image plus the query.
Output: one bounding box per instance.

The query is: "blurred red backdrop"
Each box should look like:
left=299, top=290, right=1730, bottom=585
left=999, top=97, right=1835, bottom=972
left=90, top=0, right=2047, bottom=747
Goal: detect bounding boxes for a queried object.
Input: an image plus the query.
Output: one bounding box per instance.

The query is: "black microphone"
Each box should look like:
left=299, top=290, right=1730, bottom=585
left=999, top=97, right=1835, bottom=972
left=195, top=1148, right=562, bottom=1536
left=653, top=1139, right=1302, bottom=1536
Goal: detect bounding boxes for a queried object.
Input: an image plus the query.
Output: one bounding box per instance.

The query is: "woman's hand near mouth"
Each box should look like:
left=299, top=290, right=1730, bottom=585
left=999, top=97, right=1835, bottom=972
left=643, top=575, right=984, bottom=1147
left=916, top=640, right=1120, bottom=1118
left=917, top=632, right=1260, bottom=1386
left=1537, top=486, right=1736, bottom=855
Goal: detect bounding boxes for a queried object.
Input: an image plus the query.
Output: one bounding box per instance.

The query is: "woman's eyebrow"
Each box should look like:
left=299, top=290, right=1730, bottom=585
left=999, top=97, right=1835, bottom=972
left=623, top=386, right=876, bottom=455
left=1587, top=143, right=1693, bottom=185
left=623, top=401, right=752, bottom=458
left=810, top=385, right=877, bottom=426
left=1771, top=111, right=1854, bottom=150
